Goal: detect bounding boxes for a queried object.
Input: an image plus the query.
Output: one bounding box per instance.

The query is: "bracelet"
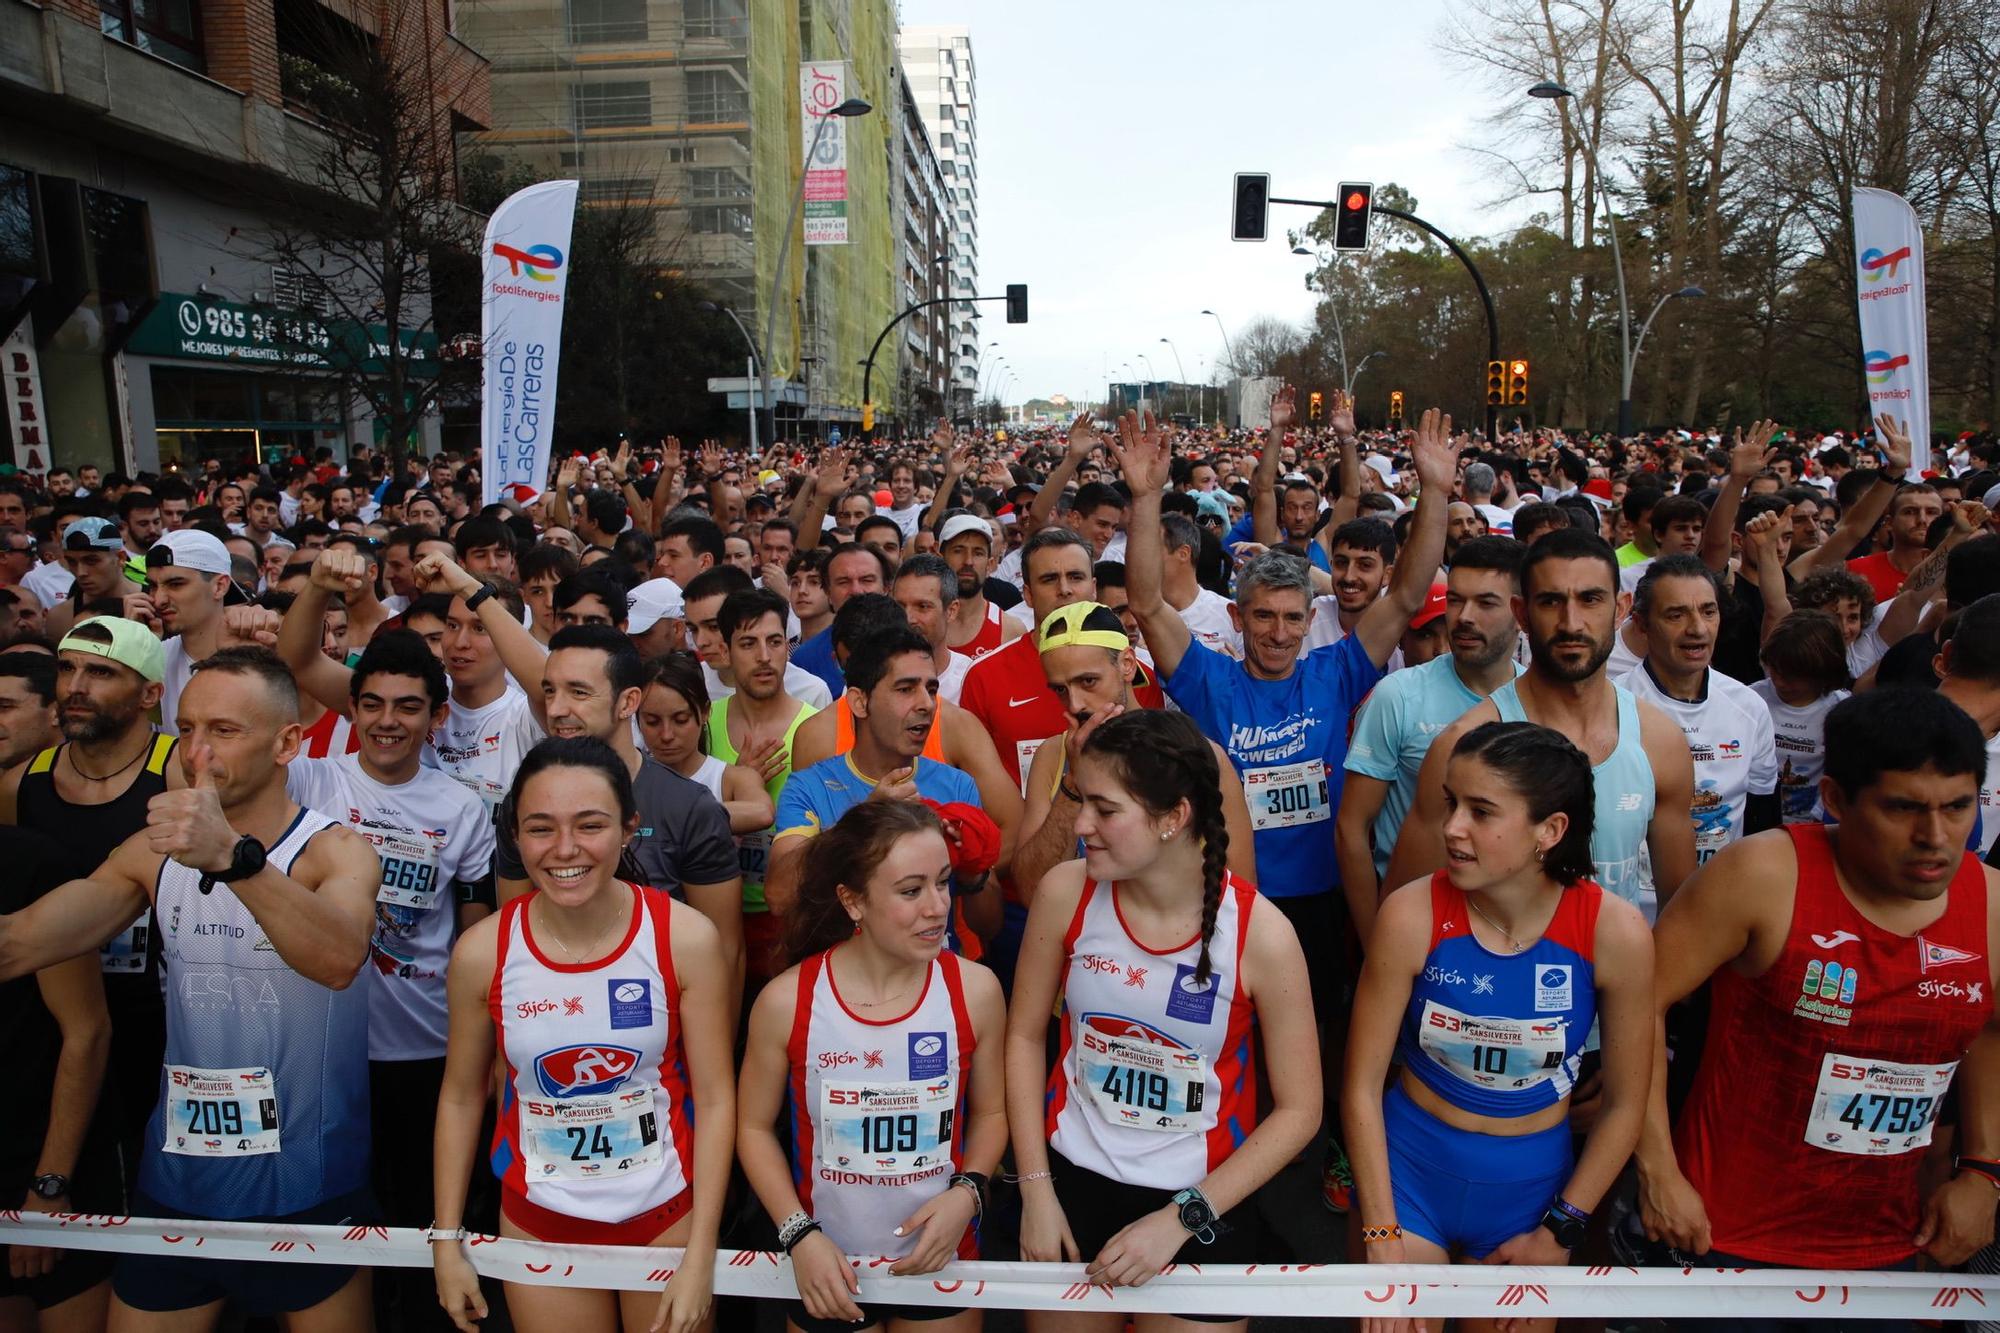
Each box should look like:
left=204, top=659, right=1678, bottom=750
left=463, top=585, right=494, bottom=613
left=1361, top=1224, right=1403, bottom=1244
left=426, top=1225, right=468, bottom=1242
left=775, top=1210, right=814, bottom=1250
left=950, top=1171, right=986, bottom=1219
left=1955, top=1156, right=2000, bottom=1189
left=1003, top=1169, right=1054, bottom=1184
left=1549, top=1197, right=1591, bottom=1225
left=781, top=1220, right=823, bottom=1254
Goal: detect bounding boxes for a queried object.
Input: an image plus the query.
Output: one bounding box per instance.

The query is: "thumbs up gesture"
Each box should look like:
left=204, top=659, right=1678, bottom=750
left=147, top=743, right=241, bottom=874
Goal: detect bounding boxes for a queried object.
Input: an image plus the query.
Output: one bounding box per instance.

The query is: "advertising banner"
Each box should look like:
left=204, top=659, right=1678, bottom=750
left=800, top=61, right=850, bottom=246
left=1851, top=188, right=1930, bottom=472
left=481, top=179, right=578, bottom=505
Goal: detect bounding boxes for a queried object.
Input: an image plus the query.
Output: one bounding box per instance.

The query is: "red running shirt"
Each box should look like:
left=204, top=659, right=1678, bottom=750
left=1676, top=824, right=1991, bottom=1267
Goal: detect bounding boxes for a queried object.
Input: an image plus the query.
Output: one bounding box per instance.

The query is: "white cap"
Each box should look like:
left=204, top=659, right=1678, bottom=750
left=1362, top=455, right=1399, bottom=486
left=938, top=514, right=995, bottom=548
left=626, top=578, right=685, bottom=634
left=150, top=528, right=233, bottom=577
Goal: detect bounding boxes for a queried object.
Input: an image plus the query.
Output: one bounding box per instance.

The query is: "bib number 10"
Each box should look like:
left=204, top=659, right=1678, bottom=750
left=1101, top=1066, right=1172, bottom=1111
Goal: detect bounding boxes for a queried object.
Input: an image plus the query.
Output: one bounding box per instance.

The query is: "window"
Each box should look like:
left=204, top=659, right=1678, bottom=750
left=0, top=165, right=37, bottom=284
left=567, top=0, right=645, bottom=44
left=688, top=167, right=748, bottom=200
left=580, top=177, right=649, bottom=203
left=684, top=0, right=746, bottom=40
left=573, top=81, right=651, bottom=130
left=100, top=0, right=203, bottom=70
left=82, top=188, right=151, bottom=299
left=686, top=69, right=745, bottom=123
left=690, top=205, right=751, bottom=237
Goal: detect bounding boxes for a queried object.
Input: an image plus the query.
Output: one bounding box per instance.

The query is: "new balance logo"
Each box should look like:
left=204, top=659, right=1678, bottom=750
left=1615, top=793, right=1643, bottom=812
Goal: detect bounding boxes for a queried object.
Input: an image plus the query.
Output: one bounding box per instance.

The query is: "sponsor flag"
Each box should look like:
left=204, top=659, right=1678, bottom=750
left=1851, top=188, right=1930, bottom=472
left=481, top=180, right=578, bottom=506
left=800, top=61, right=850, bottom=246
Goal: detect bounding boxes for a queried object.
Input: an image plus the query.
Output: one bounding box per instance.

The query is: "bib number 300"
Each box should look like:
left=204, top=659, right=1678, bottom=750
left=1244, top=760, right=1330, bottom=831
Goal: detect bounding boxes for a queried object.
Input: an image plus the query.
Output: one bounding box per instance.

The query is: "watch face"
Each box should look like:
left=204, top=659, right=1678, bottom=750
left=1179, top=1199, right=1214, bottom=1230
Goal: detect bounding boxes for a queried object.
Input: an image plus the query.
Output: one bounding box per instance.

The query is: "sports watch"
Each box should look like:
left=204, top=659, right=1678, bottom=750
left=1540, top=1197, right=1589, bottom=1250
left=31, top=1173, right=69, bottom=1200
left=199, top=835, right=267, bottom=893
left=1170, top=1187, right=1220, bottom=1244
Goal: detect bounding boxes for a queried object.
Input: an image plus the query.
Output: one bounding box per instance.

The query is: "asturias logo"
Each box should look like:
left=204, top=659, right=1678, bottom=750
left=1864, top=349, right=1910, bottom=384
left=1859, top=245, right=1911, bottom=283
left=493, top=242, right=565, bottom=282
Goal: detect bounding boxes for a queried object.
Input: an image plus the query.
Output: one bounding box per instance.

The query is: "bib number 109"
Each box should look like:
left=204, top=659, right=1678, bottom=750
left=858, top=1114, right=919, bottom=1154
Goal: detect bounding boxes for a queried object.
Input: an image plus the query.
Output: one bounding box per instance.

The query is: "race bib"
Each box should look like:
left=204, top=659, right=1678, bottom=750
left=817, top=1076, right=957, bottom=1177
left=375, top=831, right=441, bottom=910
left=1078, top=1029, right=1209, bottom=1133
left=1416, top=1001, right=1570, bottom=1091
left=738, top=829, right=772, bottom=884
left=1016, top=737, right=1050, bottom=796
left=1806, top=1053, right=1956, bottom=1157
left=101, top=908, right=151, bottom=974
left=163, top=1065, right=281, bottom=1157
left=521, top=1085, right=664, bottom=1181
left=1243, top=759, right=1330, bottom=831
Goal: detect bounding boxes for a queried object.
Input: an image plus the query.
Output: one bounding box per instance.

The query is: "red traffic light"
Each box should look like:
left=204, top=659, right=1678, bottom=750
left=1345, top=191, right=1367, bottom=212
left=1333, top=181, right=1374, bottom=252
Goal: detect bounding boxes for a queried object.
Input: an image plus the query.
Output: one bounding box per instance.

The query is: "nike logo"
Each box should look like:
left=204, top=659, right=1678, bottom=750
left=1812, top=931, right=1860, bottom=949
left=1007, top=695, right=1043, bottom=707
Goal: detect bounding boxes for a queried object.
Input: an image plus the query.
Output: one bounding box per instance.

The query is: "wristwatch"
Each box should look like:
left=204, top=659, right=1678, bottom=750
left=1540, top=1198, right=1589, bottom=1251
left=31, top=1173, right=68, bottom=1200
left=200, top=835, right=268, bottom=891
left=1170, top=1187, right=1220, bottom=1245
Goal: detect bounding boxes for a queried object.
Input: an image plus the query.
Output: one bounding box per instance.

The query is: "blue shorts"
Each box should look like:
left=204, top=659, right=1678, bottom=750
left=1384, top=1082, right=1571, bottom=1258
left=111, top=1186, right=375, bottom=1316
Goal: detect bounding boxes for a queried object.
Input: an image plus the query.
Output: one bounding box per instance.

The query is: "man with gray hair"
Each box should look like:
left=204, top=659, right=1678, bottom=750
left=1461, top=459, right=1515, bottom=537
left=1159, top=511, right=1241, bottom=656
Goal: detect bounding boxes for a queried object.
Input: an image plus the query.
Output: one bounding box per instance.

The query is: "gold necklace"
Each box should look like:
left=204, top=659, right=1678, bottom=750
left=536, top=898, right=623, bottom=962
left=1468, top=896, right=1535, bottom=953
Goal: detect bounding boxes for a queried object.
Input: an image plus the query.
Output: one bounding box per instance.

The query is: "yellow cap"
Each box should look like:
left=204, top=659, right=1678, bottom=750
left=1037, top=601, right=1130, bottom=654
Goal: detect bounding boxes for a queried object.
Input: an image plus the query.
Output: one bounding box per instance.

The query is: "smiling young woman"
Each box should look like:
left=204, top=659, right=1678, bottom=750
left=429, top=737, right=735, bottom=1333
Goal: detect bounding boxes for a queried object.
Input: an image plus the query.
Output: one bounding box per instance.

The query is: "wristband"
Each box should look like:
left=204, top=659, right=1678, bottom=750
left=1004, top=1169, right=1054, bottom=1184
left=949, top=1171, right=987, bottom=1218
left=1955, top=1156, right=2000, bottom=1189
left=426, top=1225, right=469, bottom=1242
left=463, top=585, right=495, bottom=613
left=781, top=1220, right=823, bottom=1254
left=1057, top=778, right=1082, bottom=803
left=1361, top=1224, right=1402, bottom=1244
left=776, top=1211, right=815, bottom=1250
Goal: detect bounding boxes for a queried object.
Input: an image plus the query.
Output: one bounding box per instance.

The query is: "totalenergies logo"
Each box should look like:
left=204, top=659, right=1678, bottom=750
left=1860, top=245, right=1911, bottom=283
left=1864, top=349, right=1910, bottom=384
left=493, top=242, right=565, bottom=282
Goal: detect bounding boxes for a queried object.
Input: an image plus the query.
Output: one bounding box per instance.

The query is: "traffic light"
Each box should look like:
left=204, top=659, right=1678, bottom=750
left=1506, top=358, right=1530, bottom=407
left=1388, top=390, right=1405, bottom=430
left=1005, top=284, right=1028, bottom=323
left=1308, top=391, right=1324, bottom=422
left=861, top=401, right=875, bottom=432
left=1485, top=360, right=1506, bottom=407
left=1231, top=173, right=1270, bottom=241
left=1333, top=182, right=1374, bottom=251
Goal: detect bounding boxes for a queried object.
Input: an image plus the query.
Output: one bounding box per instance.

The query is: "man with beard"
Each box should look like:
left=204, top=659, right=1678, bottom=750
left=1011, top=601, right=1256, bottom=893
left=0, top=651, right=59, bottom=769
left=282, top=631, right=493, bottom=1332
left=1303, top=518, right=1399, bottom=652
left=1387, top=527, right=1697, bottom=922
left=939, top=514, right=1024, bottom=660
left=0, top=620, right=186, bottom=1213
left=1336, top=537, right=1526, bottom=940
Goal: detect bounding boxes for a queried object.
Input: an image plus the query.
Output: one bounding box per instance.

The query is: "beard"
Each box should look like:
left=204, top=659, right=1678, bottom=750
left=1529, top=629, right=1612, bottom=683
left=62, top=695, right=143, bottom=744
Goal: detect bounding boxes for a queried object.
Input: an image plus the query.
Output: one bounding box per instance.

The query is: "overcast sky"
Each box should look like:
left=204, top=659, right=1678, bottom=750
left=898, top=0, right=1546, bottom=405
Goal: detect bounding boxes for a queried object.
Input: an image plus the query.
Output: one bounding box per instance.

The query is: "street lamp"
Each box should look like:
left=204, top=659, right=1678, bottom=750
left=1349, top=349, right=1386, bottom=393
left=1292, top=244, right=1351, bottom=389
left=1137, top=353, right=1157, bottom=416
left=1160, top=337, right=1187, bottom=419
left=1199, top=309, right=1239, bottom=377
left=1528, top=79, right=1635, bottom=435
left=762, top=95, right=872, bottom=451
left=698, top=299, right=762, bottom=451
left=1631, top=285, right=1705, bottom=392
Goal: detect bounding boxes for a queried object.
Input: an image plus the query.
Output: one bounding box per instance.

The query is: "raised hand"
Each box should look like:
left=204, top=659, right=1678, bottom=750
left=931, top=417, right=957, bottom=455
left=219, top=605, right=283, bottom=649
left=698, top=440, right=724, bottom=477
left=813, top=446, right=851, bottom=499
left=1740, top=506, right=1787, bottom=568
left=1949, top=499, right=1990, bottom=536
left=1066, top=411, right=1102, bottom=460
left=1872, top=413, right=1913, bottom=476
left=1728, top=420, right=1779, bottom=482
left=311, top=546, right=372, bottom=598
left=1110, top=411, right=1172, bottom=497
left=1408, top=407, right=1461, bottom=493
left=660, top=436, right=683, bottom=477
left=1328, top=388, right=1357, bottom=438
left=413, top=552, right=481, bottom=600
left=1268, top=384, right=1296, bottom=432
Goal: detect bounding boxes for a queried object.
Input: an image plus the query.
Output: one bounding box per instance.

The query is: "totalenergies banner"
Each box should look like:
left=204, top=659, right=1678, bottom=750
left=801, top=61, right=850, bottom=246
left=1851, top=187, right=1930, bottom=473
left=481, top=180, right=578, bottom=506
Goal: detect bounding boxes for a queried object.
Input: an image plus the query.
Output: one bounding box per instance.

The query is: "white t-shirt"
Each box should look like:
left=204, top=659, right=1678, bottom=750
left=1620, top=557, right=1655, bottom=596
left=428, top=684, right=544, bottom=813
left=1749, top=680, right=1847, bottom=826
left=700, top=660, right=833, bottom=710
left=1303, top=601, right=1403, bottom=672
left=1604, top=623, right=1644, bottom=682
left=160, top=636, right=196, bottom=735
left=20, top=560, right=72, bottom=609
left=1621, top=662, right=1779, bottom=865
left=1176, top=587, right=1242, bottom=658
left=879, top=502, right=926, bottom=540
left=287, top=753, right=496, bottom=1061
left=937, top=649, right=971, bottom=705
left=1473, top=502, right=1515, bottom=536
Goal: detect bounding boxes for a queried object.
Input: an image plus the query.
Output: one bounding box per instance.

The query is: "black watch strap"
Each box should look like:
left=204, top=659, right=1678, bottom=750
left=463, top=584, right=495, bottom=613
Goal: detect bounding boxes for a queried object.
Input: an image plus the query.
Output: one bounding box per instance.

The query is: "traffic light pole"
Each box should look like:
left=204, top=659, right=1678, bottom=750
left=861, top=294, right=1014, bottom=442
left=1271, top=196, right=1501, bottom=440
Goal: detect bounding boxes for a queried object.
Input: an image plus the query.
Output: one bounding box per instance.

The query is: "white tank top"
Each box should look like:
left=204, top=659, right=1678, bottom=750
left=686, top=753, right=726, bottom=804
left=491, top=883, right=692, bottom=1224
left=1046, top=874, right=1259, bottom=1190
left=789, top=948, right=976, bottom=1259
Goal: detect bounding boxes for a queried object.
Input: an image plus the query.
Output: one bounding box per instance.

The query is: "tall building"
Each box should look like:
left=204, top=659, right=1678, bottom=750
left=895, top=25, right=976, bottom=413
left=0, top=0, right=487, bottom=473
left=458, top=0, right=908, bottom=439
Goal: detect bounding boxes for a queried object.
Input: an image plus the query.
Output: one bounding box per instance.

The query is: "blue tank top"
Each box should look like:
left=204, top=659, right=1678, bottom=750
left=144, top=809, right=371, bottom=1218
left=1397, top=871, right=1604, bottom=1116
left=1491, top=678, right=1657, bottom=916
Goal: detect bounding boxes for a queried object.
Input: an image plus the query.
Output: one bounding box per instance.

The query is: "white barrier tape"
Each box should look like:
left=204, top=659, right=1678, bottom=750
left=4, top=1213, right=1999, bottom=1318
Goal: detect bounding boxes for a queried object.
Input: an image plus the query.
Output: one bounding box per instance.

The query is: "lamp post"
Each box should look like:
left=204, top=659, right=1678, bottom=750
left=1348, top=349, right=1386, bottom=394
left=1292, top=244, right=1350, bottom=389
left=698, top=299, right=761, bottom=452
left=1160, top=337, right=1187, bottom=419
left=762, top=95, right=872, bottom=452
left=1529, top=79, right=1634, bottom=436
left=1631, top=286, right=1705, bottom=402
left=1137, top=353, right=1158, bottom=417
left=1199, top=309, right=1239, bottom=375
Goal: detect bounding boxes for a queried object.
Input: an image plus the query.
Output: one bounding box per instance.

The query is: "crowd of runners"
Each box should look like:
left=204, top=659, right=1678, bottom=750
left=1, top=385, right=1998, bottom=1333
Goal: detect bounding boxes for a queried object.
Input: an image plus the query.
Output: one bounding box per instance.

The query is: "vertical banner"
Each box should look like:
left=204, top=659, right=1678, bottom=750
left=1851, top=187, right=1930, bottom=473
left=481, top=179, right=579, bottom=506
left=800, top=61, right=850, bottom=246
left=2, top=318, right=48, bottom=480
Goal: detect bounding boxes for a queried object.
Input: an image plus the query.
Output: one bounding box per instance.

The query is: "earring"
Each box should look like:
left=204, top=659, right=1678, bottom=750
left=1535, top=846, right=1546, bottom=863
left=1161, top=827, right=1175, bottom=841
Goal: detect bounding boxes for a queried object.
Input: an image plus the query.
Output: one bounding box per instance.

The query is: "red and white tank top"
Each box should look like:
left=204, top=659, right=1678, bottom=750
left=489, top=883, right=693, bottom=1225
left=787, top=948, right=976, bottom=1260
left=299, top=708, right=359, bottom=758
left=950, top=601, right=1005, bottom=661
left=1045, top=874, right=1258, bottom=1190
left=1677, top=825, right=1991, bottom=1267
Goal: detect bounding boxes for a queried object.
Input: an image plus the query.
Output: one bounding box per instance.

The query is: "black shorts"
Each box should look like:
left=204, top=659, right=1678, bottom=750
left=0, top=1150, right=118, bottom=1311
left=1049, top=1147, right=1260, bottom=1324
left=110, top=1185, right=375, bottom=1316
left=788, top=1298, right=965, bottom=1332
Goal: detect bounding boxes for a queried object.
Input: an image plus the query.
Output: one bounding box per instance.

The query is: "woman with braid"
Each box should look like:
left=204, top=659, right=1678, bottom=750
left=1003, top=710, right=1318, bottom=1330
